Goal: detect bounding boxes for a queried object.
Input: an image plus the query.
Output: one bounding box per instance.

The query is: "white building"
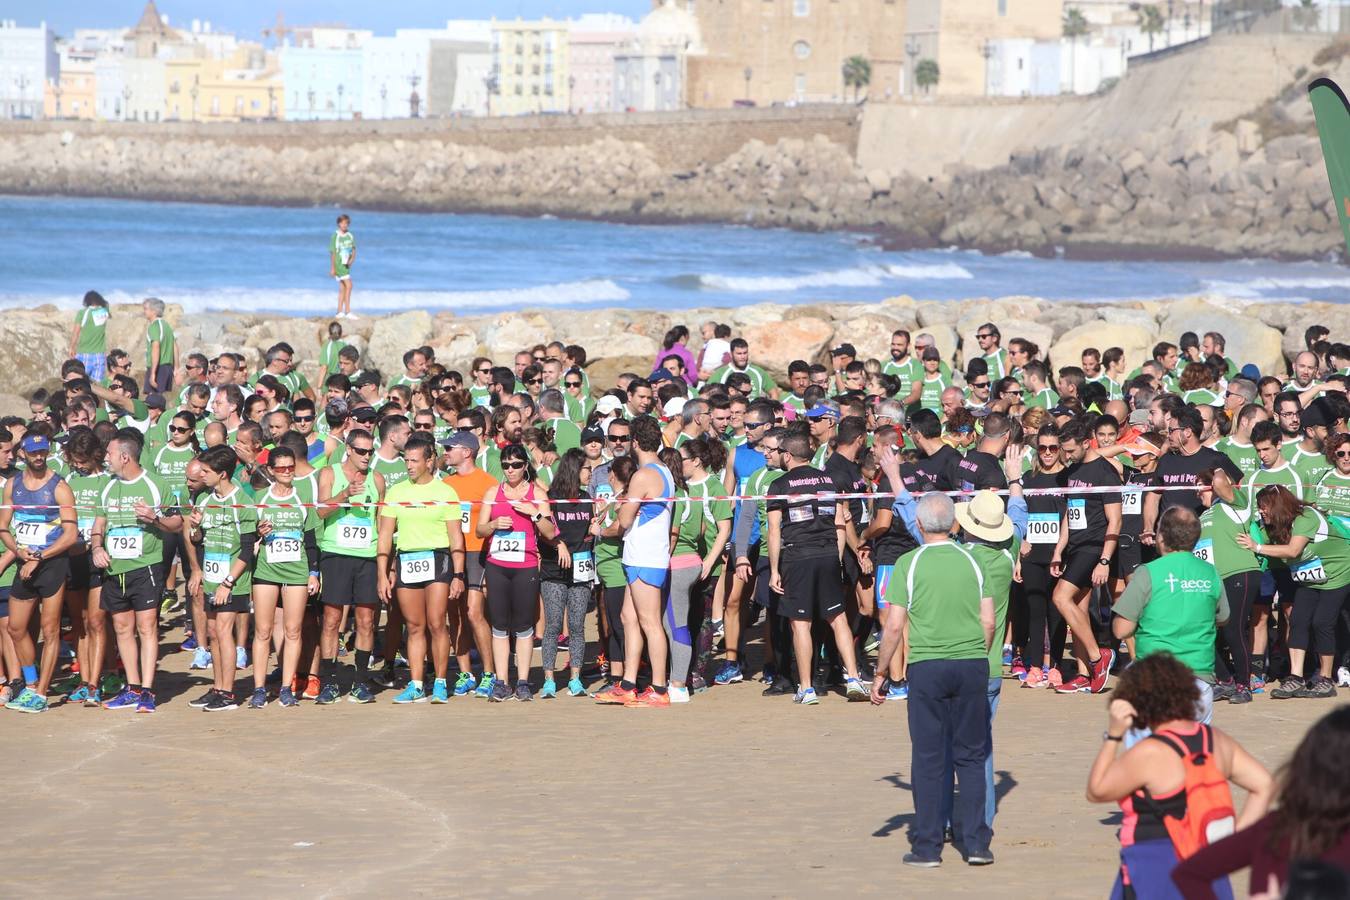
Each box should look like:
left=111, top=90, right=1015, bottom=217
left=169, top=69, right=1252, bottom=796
left=568, top=14, right=635, bottom=114
left=613, top=3, right=703, bottom=112
left=94, top=54, right=127, bottom=120
left=0, top=19, right=58, bottom=119
left=362, top=34, right=431, bottom=119
left=123, top=56, right=165, bottom=122
left=280, top=45, right=363, bottom=120
left=984, top=36, right=1125, bottom=96
left=450, top=50, right=493, bottom=115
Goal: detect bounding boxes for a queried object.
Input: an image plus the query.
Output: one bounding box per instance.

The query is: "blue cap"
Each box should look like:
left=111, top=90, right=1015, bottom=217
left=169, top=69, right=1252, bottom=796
left=21, top=434, right=50, bottom=453
left=805, top=402, right=841, bottom=420
left=1240, top=363, right=1261, bottom=382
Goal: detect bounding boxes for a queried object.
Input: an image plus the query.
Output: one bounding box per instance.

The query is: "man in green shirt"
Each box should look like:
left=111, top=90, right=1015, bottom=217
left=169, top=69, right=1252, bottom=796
left=91, top=429, right=182, bottom=713
left=538, top=389, right=582, bottom=453
left=873, top=492, right=995, bottom=868
left=882, top=330, right=921, bottom=399
left=709, top=338, right=776, bottom=400
left=250, top=343, right=315, bottom=403
left=973, top=322, right=1008, bottom=379
left=1112, top=506, right=1228, bottom=737
left=1217, top=404, right=1268, bottom=484
left=142, top=297, right=176, bottom=396
left=318, top=321, right=348, bottom=383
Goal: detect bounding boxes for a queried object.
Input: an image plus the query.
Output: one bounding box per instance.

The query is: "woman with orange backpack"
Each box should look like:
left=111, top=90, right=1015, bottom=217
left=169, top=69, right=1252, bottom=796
left=1085, top=653, right=1275, bottom=900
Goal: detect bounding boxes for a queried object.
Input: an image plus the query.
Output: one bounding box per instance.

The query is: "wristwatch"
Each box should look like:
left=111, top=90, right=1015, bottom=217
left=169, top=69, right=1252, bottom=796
left=532, top=512, right=543, bottom=523
left=1098, top=557, right=1111, bottom=567
left=1102, top=732, right=1124, bottom=742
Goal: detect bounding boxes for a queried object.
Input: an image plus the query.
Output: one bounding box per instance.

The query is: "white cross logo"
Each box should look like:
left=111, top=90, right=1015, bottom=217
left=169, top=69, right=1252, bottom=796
left=1165, top=573, right=1180, bottom=592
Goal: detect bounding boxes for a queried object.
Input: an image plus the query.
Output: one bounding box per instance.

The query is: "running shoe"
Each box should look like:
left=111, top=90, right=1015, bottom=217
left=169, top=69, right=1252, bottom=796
left=793, top=687, right=819, bottom=705
left=454, top=672, right=477, bottom=696
left=1002, top=645, right=1013, bottom=666
left=1054, top=675, right=1092, bottom=694
left=594, top=683, right=638, bottom=705
left=539, top=679, right=557, bottom=699
left=348, top=683, right=375, bottom=704
left=52, top=673, right=81, bottom=694
left=489, top=680, right=512, bottom=703
left=84, top=688, right=101, bottom=707
left=101, top=672, right=125, bottom=696
left=966, top=849, right=995, bottom=866
left=393, top=652, right=409, bottom=668
left=1089, top=649, right=1115, bottom=694
left=278, top=686, right=299, bottom=708
left=159, top=591, right=178, bottom=616
left=845, top=677, right=869, bottom=701
left=1299, top=675, right=1338, bottom=699
left=1211, top=681, right=1236, bottom=702
left=1270, top=676, right=1304, bottom=699
left=760, top=665, right=777, bottom=684
left=180, top=634, right=199, bottom=651
left=0, top=684, right=11, bottom=706
left=515, top=683, right=533, bottom=702
left=1250, top=673, right=1266, bottom=694
left=863, top=630, right=881, bottom=655
left=102, top=688, right=140, bottom=710
left=1229, top=685, right=1253, bottom=705
left=316, top=682, right=342, bottom=705
left=713, top=661, right=744, bottom=685
left=762, top=679, right=795, bottom=696
left=1047, top=668, right=1063, bottom=689
left=712, top=618, right=725, bottom=641
left=1021, top=667, right=1046, bottom=689
left=236, top=647, right=249, bottom=670
left=135, top=691, right=156, bottom=714
left=626, top=686, right=670, bottom=707
left=689, top=671, right=709, bottom=694
left=302, top=676, right=321, bottom=701
left=595, top=653, right=609, bottom=680
left=475, top=673, right=495, bottom=699
left=393, top=683, right=426, bottom=704
left=7, top=688, right=47, bottom=713
left=886, top=681, right=909, bottom=701
left=371, top=667, right=398, bottom=689
left=431, top=679, right=450, bottom=704
left=248, top=687, right=269, bottom=709
left=188, top=688, right=218, bottom=709
left=668, top=686, right=690, bottom=704
left=190, top=647, right=212, bottom=670
left=204, top=692, right=238, bottom=712
left=68, top=684, right=90, bottom=704
left=1009, top=657, right=1028, bottom=680
left=903, top=853, right=941, bottom=868
left=567, top=677, right=587, bottom=697
left=1338, top=667, right=1350, bottom=688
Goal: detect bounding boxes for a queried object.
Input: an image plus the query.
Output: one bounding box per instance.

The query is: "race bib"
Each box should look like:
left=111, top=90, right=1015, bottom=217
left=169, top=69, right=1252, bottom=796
left=571, top=550, right=596, bottom=583
left=203, top=551, right=229, bottom=584
left=858, top=503, right=870, bottom=525
left=77, top=517, right=94, bottom=543
left=13, top=514, right=50, bottom=548
left=1027, top=513, right=1060, bottom=545
left=1293, top=556, right=1328, bottom=585
left=267, top=531, right=303, bottom=564
left=1121, top=490, right=1142, bottom=516
left=90, top=308, right=109, bottom=326
left=399, top=550, right=435, bottom=583
left=108, top=526, right=143, bottom=560
left=788, top=505, right=813, bottom=524
left=1067, top=499, right=1086, bottom=531
left=335, top=517, right=372, bottom=550
left=1193, top=538, right=1215, bottom=565
left=460, top=502, right=473, bottom=534
left=490, top=530, right=526, bottom=563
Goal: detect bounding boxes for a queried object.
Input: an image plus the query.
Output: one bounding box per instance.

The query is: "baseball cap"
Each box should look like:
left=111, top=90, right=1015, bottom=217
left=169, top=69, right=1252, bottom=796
left=831, top=343, right=857, bottom=358
left=805, top=401, right=841, bottom=420
left=662, top=397, right=687, bottom=419
left=20, top=434, right=49, bottom=453
left=1125, top=437, right=1163, bottom=457
left=595, top=395, right=623, bottom=416
left=1049, top=405, right=1073, bottom=417
left=350, top=406, right=378, bottom=424
left=581, top=425, right=605, bottom=444
left=145, top=392, right=167, bottom=410
left=649, top=369, right=674, bottom=384
left=1127, top=408, right=1151, bottom=428
left=1240, top=363, right=1261, bottom=382
left=353, top=372, right=380, bottom=389
left=438, top=430, right=479, bottom=453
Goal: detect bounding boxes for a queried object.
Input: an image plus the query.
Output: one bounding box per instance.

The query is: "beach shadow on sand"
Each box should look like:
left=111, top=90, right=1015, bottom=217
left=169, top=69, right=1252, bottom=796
left=872, top=770, right=1019, bottom=839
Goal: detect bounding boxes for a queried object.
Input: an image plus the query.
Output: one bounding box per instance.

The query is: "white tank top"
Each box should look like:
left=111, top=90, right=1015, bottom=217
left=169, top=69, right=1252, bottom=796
left=621, top=462, right=674, bottom=569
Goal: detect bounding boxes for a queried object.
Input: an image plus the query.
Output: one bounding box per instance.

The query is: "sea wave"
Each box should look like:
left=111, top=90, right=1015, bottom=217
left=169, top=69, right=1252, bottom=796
left=698, top=261, right=972, bottom=293
left=0, top=279, right=632, bottom=316
left=1201, top=276, right=1350, bottom=297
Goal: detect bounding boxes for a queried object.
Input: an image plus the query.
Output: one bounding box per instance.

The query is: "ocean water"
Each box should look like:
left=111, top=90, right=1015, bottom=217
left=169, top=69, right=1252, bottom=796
left=4, top=194, right=1350, bottom=315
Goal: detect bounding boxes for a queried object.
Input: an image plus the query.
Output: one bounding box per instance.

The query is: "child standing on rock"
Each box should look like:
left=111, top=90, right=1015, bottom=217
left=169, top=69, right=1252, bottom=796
left=330, top=213, right=357, bottom=320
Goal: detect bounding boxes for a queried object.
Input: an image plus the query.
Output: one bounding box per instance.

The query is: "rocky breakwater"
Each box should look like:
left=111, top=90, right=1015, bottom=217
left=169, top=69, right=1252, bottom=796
left=0, top=294, right=1341, bottom=418
left=0, top=111, right=1339, bottom=259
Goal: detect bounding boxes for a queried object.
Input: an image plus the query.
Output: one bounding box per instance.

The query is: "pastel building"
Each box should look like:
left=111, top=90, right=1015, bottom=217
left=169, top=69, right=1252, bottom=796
left=0, top=19, right=58, bottom=119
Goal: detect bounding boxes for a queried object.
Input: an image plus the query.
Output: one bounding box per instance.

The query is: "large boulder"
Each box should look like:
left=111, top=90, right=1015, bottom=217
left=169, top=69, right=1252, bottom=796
left=0, top=307, right=70, bottom=393
left=741, top=316, right=834, bottom=376
left=1049, top=321, right=1158, bottom=376
left=587, top=331, right=661, bottom=365
left=1157, top=297, right=1284, bottom=375
left=482, top=312, right=552, bottom=361
left=367, top=310, right=433, bottom=378
left=833, top=311, right=918, bottom=361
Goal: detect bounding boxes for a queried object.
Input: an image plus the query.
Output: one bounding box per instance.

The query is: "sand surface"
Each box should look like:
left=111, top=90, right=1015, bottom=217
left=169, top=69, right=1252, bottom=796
left=2, top=624, right=1325, bottom=899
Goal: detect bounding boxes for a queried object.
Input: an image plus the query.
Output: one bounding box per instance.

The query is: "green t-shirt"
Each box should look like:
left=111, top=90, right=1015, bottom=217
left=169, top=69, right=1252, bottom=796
left=882, top=356, right=921, bottom=399
left=66, top=466, right=111, bottom=549
left=1291, top=507, right=1350, bottom=591
left=672, top=488, right=709, bottom=557
left=1182, top=388, right=1222, bottom=407
left=709, top=363, right=774, bottom=399
left=685, top=475, right=733, bottom=569
left=1245, top=464, right=1306, bottom=509
left=388, top=373, right=422, bottom=391
left=916, top=374, right=949, bottom=416
left=966, top=538, right=1019, bottom=678
left=545, top=416, right=582, bottom=454
left=331, top=230, right=355, bottom=276
left=318, top=464, right=380, bottom=558
left=253, top=484, right=318, bottom=585
left=886, top=542, right=989, bottom=664
left=380, top=478, right=458, bottom=552
left=98, top=469, right=176, bottom=576
left=372, top=452, right=408, bottom=489
left=320, top=339, right=348, bottom=374
left=1291, top=447, right=1332, bottom=490
left=146, top=443, right=196, bottom=509
left=1197, top=502, right=1260, bottom=579
left=469, top=385, right=493, bottom=409
left=1218, top=438, right=1260, bottom=484
left=146, top=318, right=174, bottom=368
left=75, top=306, right=109, bottom=355
left=563, top=392, right=594, bottom=425
left=1114, top=552, right=1226, bottom=679
left=983, top=348, right=1009, bottom=380
left=197, top=486, right=256, bottom=596
left=1312, top=470, right=1350, bottom=528
left=594, top=503, right=626, bottom=588
left=747, top=466, right=785, bottom=543
left=1023, top=386, right=1060, bottom=411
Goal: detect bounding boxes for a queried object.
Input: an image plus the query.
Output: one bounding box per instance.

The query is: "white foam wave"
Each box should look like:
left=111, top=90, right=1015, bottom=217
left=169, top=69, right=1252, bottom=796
left=700, top=261, right=972, bottom=293
left=0, top=279, right=632, bottom=316
left=883, top=262, right=975, bottom=280
left=1202, top=276, right=1350, bottom=296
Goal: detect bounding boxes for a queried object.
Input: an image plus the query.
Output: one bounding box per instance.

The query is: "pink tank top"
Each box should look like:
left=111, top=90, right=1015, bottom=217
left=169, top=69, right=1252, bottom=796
left=486, top=483, right=540, bottom=569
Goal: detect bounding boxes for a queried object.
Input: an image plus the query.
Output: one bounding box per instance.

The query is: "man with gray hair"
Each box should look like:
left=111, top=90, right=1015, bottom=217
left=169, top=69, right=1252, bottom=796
left=538, top=389, right=581, bottom=452
left=675, top=398, right=710, bottom=448
left=872, top=490, right=996, bottom=868
left=141, top=297, right=176, bottom=395
left=1223, top=377, right=1257, bottom=417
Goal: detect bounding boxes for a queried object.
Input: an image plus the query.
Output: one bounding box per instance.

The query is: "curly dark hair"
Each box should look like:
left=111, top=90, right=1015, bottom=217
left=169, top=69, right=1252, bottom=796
left=1269, top=706, right=1350, bottom=860
left=1110, top=653, right=1201, bottom=729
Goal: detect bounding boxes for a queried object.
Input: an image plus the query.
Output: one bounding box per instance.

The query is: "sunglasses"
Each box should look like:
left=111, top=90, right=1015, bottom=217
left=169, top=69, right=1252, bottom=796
left=502, top=461, right=527, bottom=470
left=976, top=333, right=994, bottom=339
left=746, top=421, right=770, bottom=429
left=524, top=378, right=542, bottom=385
left=565, top=381, right=582, bottom=388
left=294, top=414, right=315, bottom=423
left=348, top=446, right=374, bottom=456
left=168, top=425, right=191, bottom=434
left=1038, top=444, right=1060, bottom=452
left=971, top=381, right=990, bottom=388
left=609, top=435, right=631, bottom=443
left=1337, top=450, right=1350, bottom=459
left=414, top=422, right=435, bottom=430
left=456, top=426, right=479, bottom=433
left=270, top=464, right=295, bottom=473
left=476, top=368, right=491, bottom=375
left=1003, top=389, right=1025, bottom=396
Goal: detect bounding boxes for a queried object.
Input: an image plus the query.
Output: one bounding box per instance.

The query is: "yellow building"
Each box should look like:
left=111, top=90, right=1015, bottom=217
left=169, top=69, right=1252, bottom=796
left=163, top=48, right=283, bottom=122
left=44, top=64, right=98, bottom=120
left=490, top=19, right=571, bottom=115
left=682, top=0, right=905, bottom=108
left=905, top=0, right=1064, bottom=96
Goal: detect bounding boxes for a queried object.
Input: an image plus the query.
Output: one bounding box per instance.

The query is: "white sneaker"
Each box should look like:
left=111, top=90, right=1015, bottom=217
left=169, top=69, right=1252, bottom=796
left=1337, top=666, right=1350, bottom=688
left=668, top=686, right=690, bottom=703
left=346, top=312, right=360, bottom=320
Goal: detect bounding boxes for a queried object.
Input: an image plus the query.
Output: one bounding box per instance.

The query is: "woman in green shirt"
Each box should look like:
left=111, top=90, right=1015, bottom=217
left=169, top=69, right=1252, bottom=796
left=1238, top=484, right=1350, bottom=700
left=62, top=427, right=111, bottom=706
left=69, top=291, right=110, bottom=383
left=1312, top=433, right=1350, bottom=528
left=1197, top=468, right=1262, bottom=703
left=249, top=446, right=321, bottom=709
left=592, top=455, right=635, bottom=693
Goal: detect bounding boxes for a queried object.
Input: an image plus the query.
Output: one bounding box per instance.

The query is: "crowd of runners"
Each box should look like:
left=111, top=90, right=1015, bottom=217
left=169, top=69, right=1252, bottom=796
left=3, top=291, right=1350, bottom=726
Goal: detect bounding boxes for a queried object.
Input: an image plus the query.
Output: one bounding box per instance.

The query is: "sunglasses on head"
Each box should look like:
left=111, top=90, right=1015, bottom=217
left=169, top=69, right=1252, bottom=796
left=348, top=446, right=373, bottom=456
left=502, top=460, right=527, bottom=470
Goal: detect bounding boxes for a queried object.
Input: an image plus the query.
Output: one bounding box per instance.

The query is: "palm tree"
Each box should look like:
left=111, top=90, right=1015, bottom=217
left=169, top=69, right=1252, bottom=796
left=842, top=55, right=872, bottom=102
left=1063, top=9, right=1090, bottom=92
left=915, top=58, right=940, bottom=95
left=1138, top=5, right=1165, bottom=51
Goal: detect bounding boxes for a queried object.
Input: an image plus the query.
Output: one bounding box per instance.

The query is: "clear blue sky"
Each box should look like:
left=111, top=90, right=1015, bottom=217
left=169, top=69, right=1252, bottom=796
left=26, top=1, right=651, bottom=39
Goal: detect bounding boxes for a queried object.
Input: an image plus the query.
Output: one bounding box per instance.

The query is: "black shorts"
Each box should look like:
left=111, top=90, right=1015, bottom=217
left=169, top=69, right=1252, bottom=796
left=395, top=548, right=453, bottom=589
left=320, top=553, right=378, bottom=607
left=1060, top=544, right=1104, bottom=591
left=842, top=548, right=862, bottom=590
left=100, top=565, right=164, bottom=614
left=780, top=554, right=846, bottom=622
left=66, top=551, right=103, bottom=592
left=0, top=585, right=10, bottom=618
left=10, top=555, right=71, bottom=602
left=206, top=590, right=250, bottom=614
left=465, top=549, right=487, bottom=593
left=1114, top=534, right=1142, bottom=580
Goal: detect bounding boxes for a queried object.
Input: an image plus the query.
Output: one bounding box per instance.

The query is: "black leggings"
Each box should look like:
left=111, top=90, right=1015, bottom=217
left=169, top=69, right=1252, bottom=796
left=1290, top=583, right=1350, bottom=657
left=485, top=564, right=539, bottom=638
left=1018, top=561, right=1065, bottom=669
left=603, top=585, right=626, bottom=662
left=1215, top=570, right=1260, bottom=687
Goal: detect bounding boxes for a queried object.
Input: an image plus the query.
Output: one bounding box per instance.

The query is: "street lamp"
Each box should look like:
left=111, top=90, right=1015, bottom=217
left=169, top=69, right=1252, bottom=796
left=408, top=73, right=421, bottom=118
left=568, top=74, right=575, bottom=114
left=380, top=83, right=387, bottom=118
left=743, top=66, right=752, bottom=102
left=307, top=87, right=315, bottom=119
left=190, top=79, right=199, bottom=121
left=121, top=84, right=131, bottom=121
left=653, top=70, right=662, bottom=111
left=337, top=83, right=344, bottom=119
left=980, top=40, right=994, bottom=97
left=904, top=39, right=920, bottom=96
left=267, top=84, right=275, bottom=119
